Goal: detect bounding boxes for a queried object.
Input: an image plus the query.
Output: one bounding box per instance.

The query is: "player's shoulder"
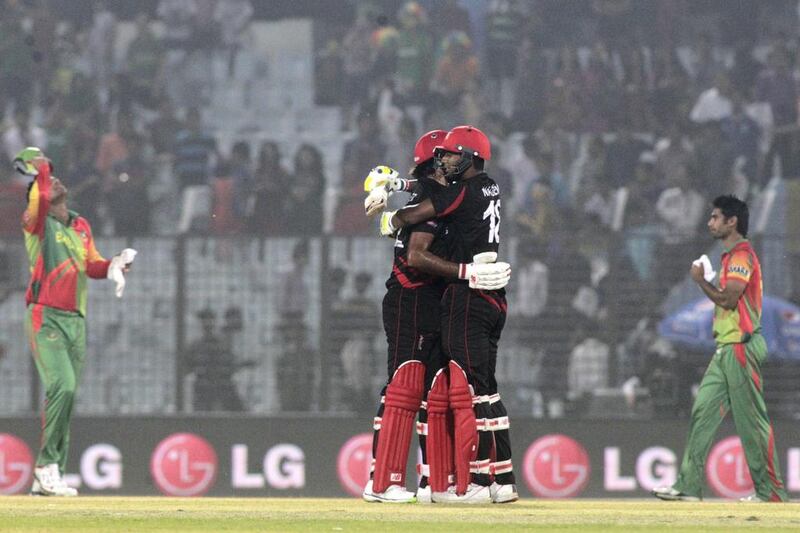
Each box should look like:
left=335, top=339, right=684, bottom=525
left=468, top=173, right=500, bottom=199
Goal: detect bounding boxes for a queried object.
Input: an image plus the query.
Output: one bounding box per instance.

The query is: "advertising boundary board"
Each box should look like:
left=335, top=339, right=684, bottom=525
left=1, top=417, right=799, bottom=498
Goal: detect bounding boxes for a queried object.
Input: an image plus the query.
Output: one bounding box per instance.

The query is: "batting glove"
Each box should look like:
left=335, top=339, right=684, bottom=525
left=459, top=252, right=512, bottom=290
left=379, top=210, right=398, bottom=238
left=364, top=187, right=388, bottom=217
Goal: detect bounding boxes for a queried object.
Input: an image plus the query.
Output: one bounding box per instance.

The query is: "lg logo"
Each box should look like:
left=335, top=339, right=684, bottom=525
left=150, top=433, right=218, bottom=496
left=523, top=434, right=590, bottom=498
left=706, top=436, right=754, bottom=499
left=0, top=434, right=32, bottom=495
left=337, top=433, right=373, bottom=497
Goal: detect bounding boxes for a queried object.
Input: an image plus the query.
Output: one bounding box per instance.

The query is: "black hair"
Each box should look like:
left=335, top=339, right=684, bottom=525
left=411, top=159, right=435, bottom=179
left=712, top=194, right=749, bottom=237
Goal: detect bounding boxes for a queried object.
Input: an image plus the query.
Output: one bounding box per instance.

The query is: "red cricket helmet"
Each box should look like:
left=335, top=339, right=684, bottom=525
left=437, top=125, right=491, bottom=161
left=413, top=129, right=447, bottom=164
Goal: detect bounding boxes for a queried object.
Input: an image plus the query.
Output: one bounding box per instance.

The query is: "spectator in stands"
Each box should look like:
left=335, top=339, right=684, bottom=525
left=516, top=174, right=560, bottom=249
left=720, top=91, right=760, bottom=181
left=429, top=0, right=472, bottom=38
left=605, top=124, right=651, bottom=189
left=755, top=47, right=797, bottom=128
left=210, top=141, right=251, bottom=236
left=95, top=116, right=134, bottom=190
left=335, top=113, right=385, bottom=235
left=173, top=107, right=217, bottom=191
left=123, top=14, right=164, bottom=110
left=0, top=0, right=34, bottom=112
left=485, top=0, right=528, bottom=114
left=567, top=319, right=609, bottom=414
left=690, top=122, right=734, bottom=199
left=338, top=271, right=379, bottom=414
left=393, top=2, right=433, bottom=105
left=536, top=220, right=593, bottom=414
left=87, top=1, right=117, bottom=110
left=690, top=72, right=734, bottom=124
left=512, top=35, right=548, bottom=132
left=184, top=308, right=246, bottom=412
left=686, top=33, right=725, bottom=92
left=654, top=163, right=705, bottom=293
left=284, top=144, right=325, bottom=235
left=430, top=31, right=478, bottom=120
left=64, top=130, right=102, bottom=226
left=276, top=240, right=315, bottom=411
left=248, top=141, right=289, bottom=235
left=148, top=98, right=183, bottom=156
left=2, top=107, right=47, bottom=165
left=340, top=6, right=376, bottom=129
left=107, top=133, right=151, bottom=236
left=214, top=0, right=254, bottom=76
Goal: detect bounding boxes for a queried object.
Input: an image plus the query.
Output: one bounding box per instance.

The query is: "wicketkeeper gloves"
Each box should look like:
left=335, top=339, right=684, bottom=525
left=108, top=248, right=138, bottom=298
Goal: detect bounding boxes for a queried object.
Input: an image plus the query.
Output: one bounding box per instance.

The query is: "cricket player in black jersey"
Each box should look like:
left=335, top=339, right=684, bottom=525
left=361, top=131, right=511, bottom=504
left=379, top=125, right=517, bottom=504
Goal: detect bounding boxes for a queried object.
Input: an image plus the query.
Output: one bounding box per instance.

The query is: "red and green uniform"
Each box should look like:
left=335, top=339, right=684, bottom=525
left=673, top=240, right=788, bottom=501
left=23, top=164, right=109, bottom=472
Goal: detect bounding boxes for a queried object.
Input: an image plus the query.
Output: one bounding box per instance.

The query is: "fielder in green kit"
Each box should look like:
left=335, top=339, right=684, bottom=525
left=653, top=195, right=788, bottom=503
left=17, top=148, right=137, bottom=496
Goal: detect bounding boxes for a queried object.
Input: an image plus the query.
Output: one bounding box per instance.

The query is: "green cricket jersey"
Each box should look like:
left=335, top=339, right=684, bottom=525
left=22, top=163, right=109, bottom=317
left=712, top=239, right=762, bottom=345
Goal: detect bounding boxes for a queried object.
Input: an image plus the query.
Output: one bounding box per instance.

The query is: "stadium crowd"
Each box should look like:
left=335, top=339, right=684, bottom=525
left=2, top=0, right=800, bottom=416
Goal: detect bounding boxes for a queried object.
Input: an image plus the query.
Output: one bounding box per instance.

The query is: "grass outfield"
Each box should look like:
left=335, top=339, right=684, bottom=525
left=1, top=497, right=799, bottom=532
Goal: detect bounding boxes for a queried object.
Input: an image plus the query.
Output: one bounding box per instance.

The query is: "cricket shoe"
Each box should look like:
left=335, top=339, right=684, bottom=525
left=416, top=485, right=432, bottom=504
left=490, top=482, right=519, bottom=503
left=432, top=483, right=492, bottom=504
left=739, top=494, right=768, bottom=503
left=362, top=480, right=417, bottom=503
left=33, top=464, right=78, bottom=497
left=651, top=486, right=700, bottom=501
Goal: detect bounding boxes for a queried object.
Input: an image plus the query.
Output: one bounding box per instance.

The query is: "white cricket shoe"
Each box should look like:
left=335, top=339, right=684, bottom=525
left=432, top=483, right=492, bottom=504
left=362, top=480, right=417, bottom=503
left=490, top=482, right=519, bottom=503
left=33, top=464, right=78, bottom=497
left=739, top=493, right=767, bottom=503
left=651, top=486, right=700, bottom=501
left=416, top=485, right=432, bottom=504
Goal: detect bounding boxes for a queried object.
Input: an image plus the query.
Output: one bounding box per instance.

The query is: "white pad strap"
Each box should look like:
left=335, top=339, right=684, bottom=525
left=370, top=458, right=376, bottom=473
left=416, top=421, right=428, bottom=436
left=470, top=458, right=491, bottom=474
left=490, top=459, right=513, bottom=475
left=473, top=393, right=502, bottom=406
left=417, top=463, right=430, bottom=477
left=373, top=416, right=382, bottom=431
left=476, top=416, right=510, bottom=432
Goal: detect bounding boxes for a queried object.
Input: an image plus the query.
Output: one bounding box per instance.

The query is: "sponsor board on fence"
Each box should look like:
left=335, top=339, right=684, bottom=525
left=0, top=418, right=798, bottom=497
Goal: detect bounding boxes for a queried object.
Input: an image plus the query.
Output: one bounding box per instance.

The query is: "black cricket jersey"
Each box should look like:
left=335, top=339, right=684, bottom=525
left=429, top=172, right=501, bottom=265
left=385, top=178, right=449, bottom=290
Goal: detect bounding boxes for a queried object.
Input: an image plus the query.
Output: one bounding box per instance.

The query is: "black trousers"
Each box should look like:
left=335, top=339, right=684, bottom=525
left=440, top=284, right=506, bottom=396
left=381, top=285, right=447, bottom=385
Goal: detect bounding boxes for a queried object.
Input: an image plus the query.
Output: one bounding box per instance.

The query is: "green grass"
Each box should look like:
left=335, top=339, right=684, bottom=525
left=1, top=497, right=799, bottom=532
